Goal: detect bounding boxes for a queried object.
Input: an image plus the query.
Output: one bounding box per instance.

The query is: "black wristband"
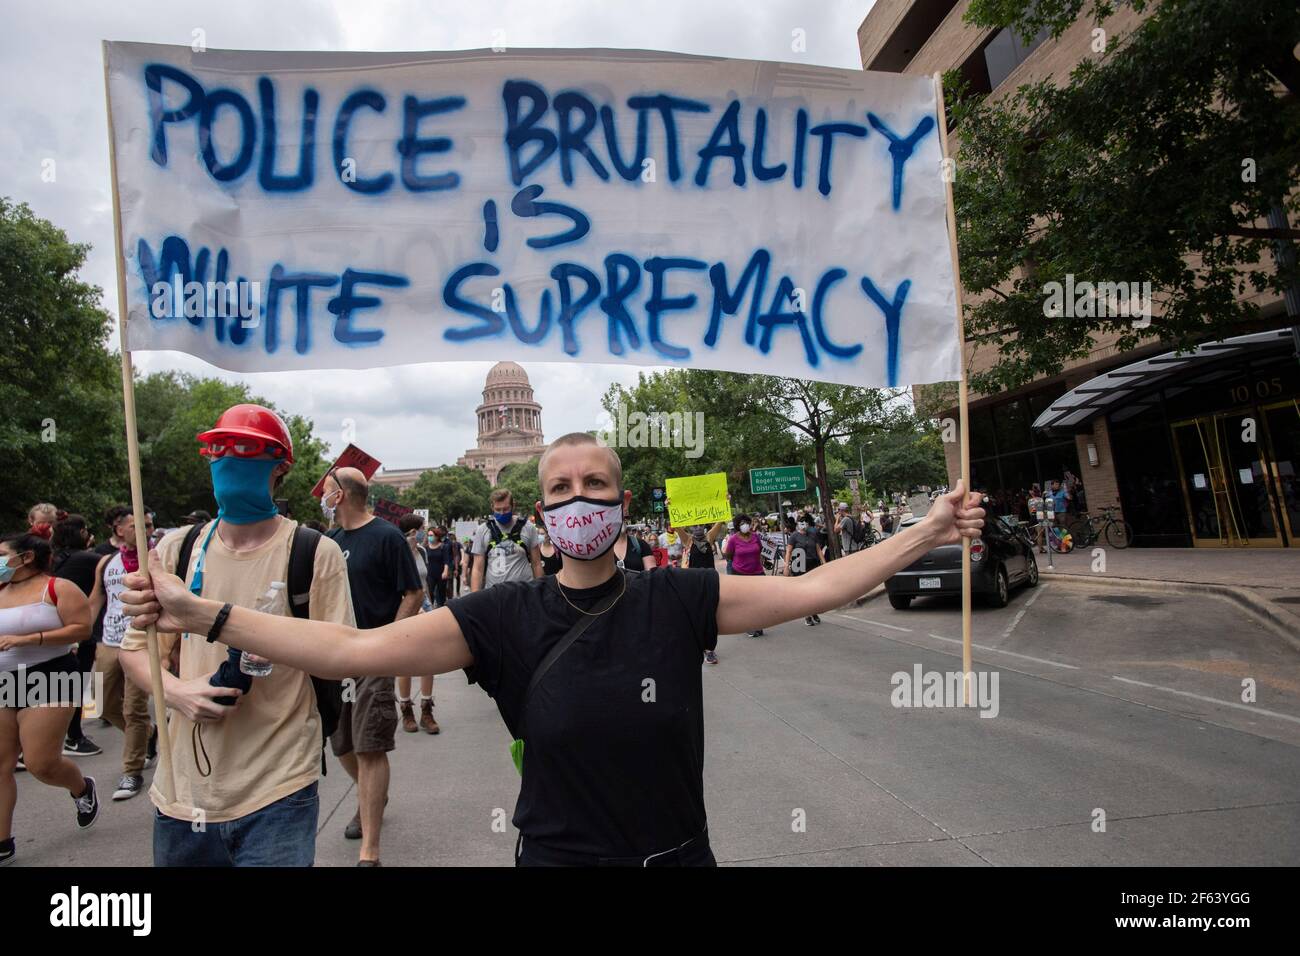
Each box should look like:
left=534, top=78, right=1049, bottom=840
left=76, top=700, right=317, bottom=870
left=206, top=603, right=234, bottom=644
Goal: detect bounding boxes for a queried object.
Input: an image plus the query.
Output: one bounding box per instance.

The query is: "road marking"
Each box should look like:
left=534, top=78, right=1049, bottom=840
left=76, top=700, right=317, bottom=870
left=842, top=614, right=912, bottom=632
left=925, top=633, right=1079, bottom=670
left=1001, top=584, right=1046, bottom=639
left=1110, top=676, right=1300, bottom=725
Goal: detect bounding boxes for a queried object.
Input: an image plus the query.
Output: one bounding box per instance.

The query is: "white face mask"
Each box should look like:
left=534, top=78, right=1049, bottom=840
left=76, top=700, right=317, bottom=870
left=739, top=523, right=752, bottom=534
left=541, top=495, right=624, bottom=560
left=321, top=490, right=339, bottom=523
left=797, top=522, right=808, bottom=532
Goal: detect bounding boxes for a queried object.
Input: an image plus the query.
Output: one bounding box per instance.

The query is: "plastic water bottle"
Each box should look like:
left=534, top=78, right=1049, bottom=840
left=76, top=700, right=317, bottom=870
left=239, top=581, right=285, bottom=677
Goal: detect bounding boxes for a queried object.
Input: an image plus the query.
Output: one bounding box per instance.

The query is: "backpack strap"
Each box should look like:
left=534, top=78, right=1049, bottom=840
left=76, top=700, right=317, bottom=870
left=46, top=576, right=58, bottom=605
left=288, top=525, right=321, bottom=619
left=487, top=517, right=524, bottom=548
left=175, top=523, right=206, bottom=587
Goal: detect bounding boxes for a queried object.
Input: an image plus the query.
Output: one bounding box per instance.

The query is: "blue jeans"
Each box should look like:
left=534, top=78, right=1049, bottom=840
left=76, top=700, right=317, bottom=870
left=153, top=782, right=318, bottom=866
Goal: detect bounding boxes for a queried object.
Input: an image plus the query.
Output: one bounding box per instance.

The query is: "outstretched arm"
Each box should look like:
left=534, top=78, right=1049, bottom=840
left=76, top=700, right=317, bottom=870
left=717, top=484, right=984, bottom=635
left=119, top=550, right=474, bottom=680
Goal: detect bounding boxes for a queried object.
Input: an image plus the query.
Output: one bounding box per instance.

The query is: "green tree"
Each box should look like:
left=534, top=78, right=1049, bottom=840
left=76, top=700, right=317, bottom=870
left=369, top=482, right=403, bottom=505
left=495, top=458, right=542, bottom=515
left=399, top=466, right=491, bottom=524
left=0, top=198, right=126, bottom=529
left=601, top=369, right=801, bottom=521
left=951, top=0, right=1300, bottom=393
left=689, top=373, right=904, bottom=553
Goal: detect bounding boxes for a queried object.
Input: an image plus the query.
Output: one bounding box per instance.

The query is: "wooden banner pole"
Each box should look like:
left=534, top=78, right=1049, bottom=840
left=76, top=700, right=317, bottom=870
left=103, top=42, right=177, bottom=802
left=933, top=72, right=974, bottom=706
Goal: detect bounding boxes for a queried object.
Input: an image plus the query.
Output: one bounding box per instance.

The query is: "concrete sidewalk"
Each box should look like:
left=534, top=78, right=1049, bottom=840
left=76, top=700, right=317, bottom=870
left=853, top=545, right=1300, bottom=644
left=1038, top=547, right=1300, bottom=644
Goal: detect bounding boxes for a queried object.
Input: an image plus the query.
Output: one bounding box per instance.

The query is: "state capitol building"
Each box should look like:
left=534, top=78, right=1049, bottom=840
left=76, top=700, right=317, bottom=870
left=377, top=361, right=546, bottom=491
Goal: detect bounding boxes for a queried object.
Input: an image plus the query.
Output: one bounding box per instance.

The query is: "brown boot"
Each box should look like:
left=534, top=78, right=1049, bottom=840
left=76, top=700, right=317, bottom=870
left=419, top=698, right=440, bottom=735
left=399, top=699, right=417, bottom=734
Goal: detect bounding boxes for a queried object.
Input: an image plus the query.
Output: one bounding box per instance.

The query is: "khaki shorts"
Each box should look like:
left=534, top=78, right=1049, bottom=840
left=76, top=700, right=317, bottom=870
left=330, top=675, right=397, bottom=756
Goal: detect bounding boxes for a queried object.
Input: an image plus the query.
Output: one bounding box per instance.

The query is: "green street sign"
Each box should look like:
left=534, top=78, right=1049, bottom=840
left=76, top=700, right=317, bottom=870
left=652, top=500, right=665, bottom=513
left=749, top=466, right=807, bottom=495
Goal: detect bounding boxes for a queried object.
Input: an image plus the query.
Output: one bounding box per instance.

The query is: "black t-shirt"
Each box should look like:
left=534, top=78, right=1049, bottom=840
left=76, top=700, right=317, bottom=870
left=447, top=566, right=719, bottom=857
left=328, top=518, right=422, bottom=629
left=52, top=549, right=101, bottom=597
left=614, top=532, right=648, bottom=571
left=686, top=536, right=715, bottom=569
left=426, top=539, right=451, bottom=579
left=93, top=541, right=119, bottom=557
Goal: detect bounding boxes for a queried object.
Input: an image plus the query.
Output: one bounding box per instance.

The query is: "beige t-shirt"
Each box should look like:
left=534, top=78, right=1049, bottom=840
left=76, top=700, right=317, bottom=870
left=122, top=518, right=355, bottom=822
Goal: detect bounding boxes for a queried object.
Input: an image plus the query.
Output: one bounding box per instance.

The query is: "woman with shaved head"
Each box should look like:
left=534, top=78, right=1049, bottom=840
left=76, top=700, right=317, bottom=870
left=120, top=432, right=984, bottom=867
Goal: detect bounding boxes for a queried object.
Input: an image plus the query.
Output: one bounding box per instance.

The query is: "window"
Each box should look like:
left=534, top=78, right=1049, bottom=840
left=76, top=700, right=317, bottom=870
left=982, top=23, right=1050, bottom=90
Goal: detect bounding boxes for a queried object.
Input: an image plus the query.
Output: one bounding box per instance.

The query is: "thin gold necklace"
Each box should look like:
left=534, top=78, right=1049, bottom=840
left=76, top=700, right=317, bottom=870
left=554, top=568, right=627, bottom=616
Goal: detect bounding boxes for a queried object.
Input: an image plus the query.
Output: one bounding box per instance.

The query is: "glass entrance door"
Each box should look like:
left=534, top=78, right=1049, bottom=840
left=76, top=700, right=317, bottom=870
left=1263, top=400, right=1300, bottom=543
left=1171, top=411, right=1286, bottom=547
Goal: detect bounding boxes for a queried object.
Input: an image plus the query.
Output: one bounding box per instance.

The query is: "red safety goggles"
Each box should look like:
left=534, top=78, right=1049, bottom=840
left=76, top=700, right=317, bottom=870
left=198, top=435, right=289, bottom=459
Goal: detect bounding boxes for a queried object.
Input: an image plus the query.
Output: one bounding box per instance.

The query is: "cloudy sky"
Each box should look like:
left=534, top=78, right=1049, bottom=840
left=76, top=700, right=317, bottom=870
left=2, top=0, right=874, bottom=470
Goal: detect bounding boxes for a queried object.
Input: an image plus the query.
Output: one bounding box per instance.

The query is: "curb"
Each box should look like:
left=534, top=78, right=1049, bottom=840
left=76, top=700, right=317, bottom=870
left=1042, top=570, right=1300, bottom=652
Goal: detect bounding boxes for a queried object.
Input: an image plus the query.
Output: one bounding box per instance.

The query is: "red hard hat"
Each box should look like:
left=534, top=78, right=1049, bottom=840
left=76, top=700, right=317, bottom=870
left=197, top=404, right=295, bottom=463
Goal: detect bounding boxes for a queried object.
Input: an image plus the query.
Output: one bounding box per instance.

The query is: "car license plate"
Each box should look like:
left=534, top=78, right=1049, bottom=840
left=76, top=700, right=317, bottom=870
left=919, top=577, right=941, bottom=590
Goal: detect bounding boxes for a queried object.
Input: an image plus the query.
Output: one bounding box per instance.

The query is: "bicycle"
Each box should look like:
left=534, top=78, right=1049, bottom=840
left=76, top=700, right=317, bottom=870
left=1068, top=505, right=1133, bottom=549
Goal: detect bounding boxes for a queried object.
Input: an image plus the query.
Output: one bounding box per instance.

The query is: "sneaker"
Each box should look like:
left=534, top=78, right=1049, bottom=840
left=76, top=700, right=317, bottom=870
left=812, top=614, right=821, bottom=625
left=703, top=650, right=718, bottom=665
left=73, top=777, right=100, bottom=829
left=15, top=753, right=25, bottom=772
left=0, top=836, right=13, bottom=866
left=63, top=736, right=102, bottom=757
left=145, top=727, right=158, bottom=767
left=747, top=629, right=764, bottom=637
left=804, top=617, right=814, bottom=626
left=112, top=774, right=144, bottom=801
left=419, top=699, right=440, bottom=735
left=399, top=699, right=418, bottom=734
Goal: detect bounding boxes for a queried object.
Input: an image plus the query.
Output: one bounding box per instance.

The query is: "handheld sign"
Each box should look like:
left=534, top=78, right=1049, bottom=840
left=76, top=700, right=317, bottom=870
left=665, top=473, right=731, bottom=526
left=312, top=443, right=382, bottom=498
left=373, top=498, right=413, bottom=526
left=104, top=43, right=960, bottom=388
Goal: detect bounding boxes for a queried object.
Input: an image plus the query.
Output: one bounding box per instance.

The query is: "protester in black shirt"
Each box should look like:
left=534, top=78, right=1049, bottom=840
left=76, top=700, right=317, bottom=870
left=425, top=527, right=453, bottom=608
left=121, top=433, right=984, bottom=867
left=51, top=516, right=104, bottom=756
left=322, top=468, right=424, bottom=866
left=93, top=506, right=130, bottom=557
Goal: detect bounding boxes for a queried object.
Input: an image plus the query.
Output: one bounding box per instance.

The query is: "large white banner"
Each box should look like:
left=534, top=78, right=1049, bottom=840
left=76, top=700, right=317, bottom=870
left=105, top=42, right=960, bottom=388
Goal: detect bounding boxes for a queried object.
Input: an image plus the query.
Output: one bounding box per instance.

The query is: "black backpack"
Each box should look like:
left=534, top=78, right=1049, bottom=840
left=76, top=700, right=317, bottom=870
left=847, top=516, right=870, bottom=548
left=176, top=522, right=341, bottom=773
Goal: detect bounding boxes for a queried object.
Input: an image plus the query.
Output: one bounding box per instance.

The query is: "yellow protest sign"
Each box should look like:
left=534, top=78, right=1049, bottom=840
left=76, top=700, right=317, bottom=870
left=665, top=473, right=732, bottom=527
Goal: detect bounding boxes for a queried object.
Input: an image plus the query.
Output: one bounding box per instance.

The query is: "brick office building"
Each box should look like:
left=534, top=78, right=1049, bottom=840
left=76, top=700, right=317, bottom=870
left=857, top=1, right=1299, bottom=547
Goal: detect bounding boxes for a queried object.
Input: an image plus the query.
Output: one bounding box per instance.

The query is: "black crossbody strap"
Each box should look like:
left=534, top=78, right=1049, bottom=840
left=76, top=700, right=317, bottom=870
left=518, top=583, right=620, bottom=736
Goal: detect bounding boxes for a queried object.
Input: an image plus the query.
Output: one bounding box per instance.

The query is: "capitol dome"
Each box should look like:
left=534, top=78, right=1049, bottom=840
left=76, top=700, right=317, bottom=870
left=457, top=363, right=546, bottom=485
left=485, top=361, right=529, bottom=385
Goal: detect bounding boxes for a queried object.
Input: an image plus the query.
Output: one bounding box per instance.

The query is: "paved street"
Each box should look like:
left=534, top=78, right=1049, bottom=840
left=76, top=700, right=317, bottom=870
left=10, top=578, right=1300, bottom=866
